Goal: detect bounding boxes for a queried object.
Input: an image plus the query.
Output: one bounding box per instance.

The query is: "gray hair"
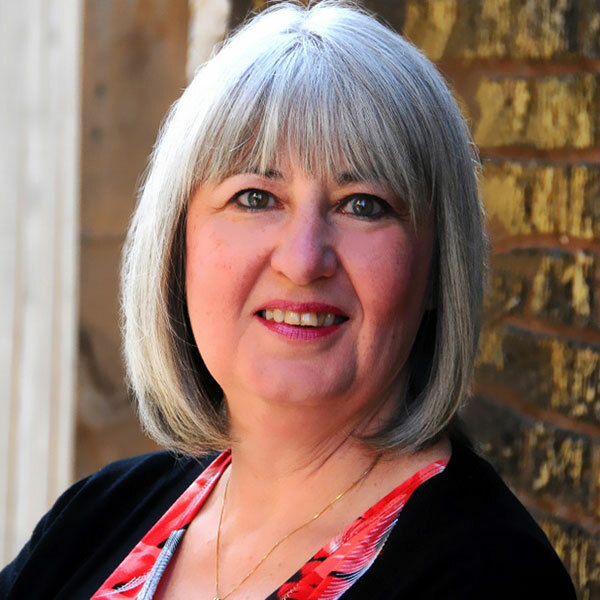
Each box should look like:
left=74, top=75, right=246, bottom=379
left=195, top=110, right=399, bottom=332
left=121, top=0, right=487, bottom=456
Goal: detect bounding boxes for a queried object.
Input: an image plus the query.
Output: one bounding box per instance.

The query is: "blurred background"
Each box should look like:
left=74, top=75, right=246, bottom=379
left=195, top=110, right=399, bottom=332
left=1, top=0, right=599, bottom=597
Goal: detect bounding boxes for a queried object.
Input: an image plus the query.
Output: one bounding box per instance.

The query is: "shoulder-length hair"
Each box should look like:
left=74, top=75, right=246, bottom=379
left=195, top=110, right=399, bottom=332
left=121, top=0, right=487, bottom=456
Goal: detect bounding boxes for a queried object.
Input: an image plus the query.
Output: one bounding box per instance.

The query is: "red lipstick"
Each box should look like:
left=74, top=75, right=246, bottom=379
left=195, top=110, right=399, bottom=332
left=254, top=300, right=349, bottom=341
left=255, top=300, right=347, bottom=315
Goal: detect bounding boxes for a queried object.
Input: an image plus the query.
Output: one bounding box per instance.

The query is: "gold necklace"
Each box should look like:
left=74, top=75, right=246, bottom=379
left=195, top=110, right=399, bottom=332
left=214, top=454, right=381, bottom=600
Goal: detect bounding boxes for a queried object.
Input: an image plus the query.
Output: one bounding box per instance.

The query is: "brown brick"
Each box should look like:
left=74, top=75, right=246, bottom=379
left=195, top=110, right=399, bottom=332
left=403, top=0, right=600, bottom=60
left=462, top=395, right=525, bottom=484
left=580, top=0, right=600, bottom=58
left=463, top=396, right=596, bottom=510
left=483, top=161, right=600, bottom=241
left=524, top=423, right=594, bottom=510
left=544, top=338, right=600, bottom=424
left=537, top=517, right=600, bottom=597
left=403, top=0, right=459, bottom=61
left=530, top=251, right=597, bottom=327
left=483, top=257, right=526, bottom=322
left=475, top=328, right=600, bottom=427
left=511, top=0, right=575, bottom=59
left=484, top=249, right=597, bottom=329
left=474, top=75, right=600, bottom=149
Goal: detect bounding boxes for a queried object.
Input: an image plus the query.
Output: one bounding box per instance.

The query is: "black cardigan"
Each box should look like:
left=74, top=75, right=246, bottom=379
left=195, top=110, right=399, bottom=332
left=0, top=442, right=576, bottom=599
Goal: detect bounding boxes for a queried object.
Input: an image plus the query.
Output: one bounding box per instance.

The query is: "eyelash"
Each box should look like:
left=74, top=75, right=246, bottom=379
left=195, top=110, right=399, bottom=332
left=232, top=189, right=392, bottom=220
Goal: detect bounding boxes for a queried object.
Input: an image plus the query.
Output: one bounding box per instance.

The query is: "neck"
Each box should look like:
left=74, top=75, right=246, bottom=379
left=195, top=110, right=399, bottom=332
left=222, top=390, right=396, bottom=524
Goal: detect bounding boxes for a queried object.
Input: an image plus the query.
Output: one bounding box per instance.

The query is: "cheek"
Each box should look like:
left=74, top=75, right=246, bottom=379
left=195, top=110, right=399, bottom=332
left=344, top=228, right=433, bottom=324
left=185, top=219, right=260, bottom=368
left=185, top=215, right=277, bottom=390
left=186, top=225, right=231, bottom=322
left=186, top=219, right=264, bottom=317
left=186, top=223, right=243, bottom=389
left=345, top=228, right=434, bottom=389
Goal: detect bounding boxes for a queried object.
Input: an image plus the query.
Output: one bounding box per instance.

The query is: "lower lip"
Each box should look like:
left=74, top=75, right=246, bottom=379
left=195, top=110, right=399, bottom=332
left=255, top=315, right=345, bottom=340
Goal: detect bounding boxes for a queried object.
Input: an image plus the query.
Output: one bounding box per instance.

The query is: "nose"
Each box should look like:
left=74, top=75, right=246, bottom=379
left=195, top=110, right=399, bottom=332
left=270, top=209, right=338, bottom=285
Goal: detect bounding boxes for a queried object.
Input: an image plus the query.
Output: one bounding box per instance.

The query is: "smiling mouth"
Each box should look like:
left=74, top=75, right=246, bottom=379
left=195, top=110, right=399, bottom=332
left=257, top=309, right=349, bottom=327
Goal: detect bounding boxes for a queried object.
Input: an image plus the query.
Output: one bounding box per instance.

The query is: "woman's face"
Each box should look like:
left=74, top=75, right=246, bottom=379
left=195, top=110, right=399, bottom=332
left=186, top=157, right=435, bottom=421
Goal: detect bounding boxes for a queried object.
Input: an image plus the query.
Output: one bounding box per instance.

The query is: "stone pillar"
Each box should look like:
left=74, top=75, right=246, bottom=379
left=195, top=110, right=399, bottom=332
left=187, top=0, right=230, bottom=80
left=0, top=0, right=82, bottom=563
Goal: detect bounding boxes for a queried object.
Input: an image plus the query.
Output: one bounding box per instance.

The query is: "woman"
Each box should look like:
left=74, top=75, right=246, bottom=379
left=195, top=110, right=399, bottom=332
left=1, top=1, right=575, bottom=598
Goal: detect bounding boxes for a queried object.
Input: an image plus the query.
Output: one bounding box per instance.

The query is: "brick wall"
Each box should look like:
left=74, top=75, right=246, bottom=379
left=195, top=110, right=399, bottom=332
left=392, top=1, right=599, bottom=597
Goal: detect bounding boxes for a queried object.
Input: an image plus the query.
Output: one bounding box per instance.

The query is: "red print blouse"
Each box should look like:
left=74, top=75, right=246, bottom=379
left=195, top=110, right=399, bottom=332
left=91, top=452, right=447, bottom=600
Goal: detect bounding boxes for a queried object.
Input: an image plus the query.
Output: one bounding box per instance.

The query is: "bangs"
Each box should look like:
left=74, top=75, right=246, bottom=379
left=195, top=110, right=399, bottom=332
left=192, top=34, right=434, bottom=224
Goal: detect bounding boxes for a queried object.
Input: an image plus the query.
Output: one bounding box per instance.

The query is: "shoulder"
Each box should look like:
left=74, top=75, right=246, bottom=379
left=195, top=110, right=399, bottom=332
left=0, top=450, right=216, bottom=600
left=412, top=443, right=575, bottom=595
left=63, top=450, right=209, bottom=505
left=348, top=441, right=576, bottom=599
left=405, top=440, right=548, bottom=537
left=36, top=450, right=210, bottom=537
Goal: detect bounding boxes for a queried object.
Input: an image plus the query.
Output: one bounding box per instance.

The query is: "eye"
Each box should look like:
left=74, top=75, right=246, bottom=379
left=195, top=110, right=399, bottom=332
left=233, top=188, right=276, bottom=210
left=339, top=194, right=389, bottom=219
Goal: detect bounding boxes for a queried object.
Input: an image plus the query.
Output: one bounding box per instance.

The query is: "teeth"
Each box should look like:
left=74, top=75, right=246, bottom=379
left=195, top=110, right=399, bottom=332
left=301, top=312, right=318, bottom=327
left=262, top=309, right=341, bottom=327
left=286, top=311, right=300, bottom=325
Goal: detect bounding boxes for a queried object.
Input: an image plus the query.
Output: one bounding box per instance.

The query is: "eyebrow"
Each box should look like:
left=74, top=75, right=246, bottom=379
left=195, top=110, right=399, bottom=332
left=336, top=172, right=366, bottom=185
left=249, top=168, right=372, bottom=186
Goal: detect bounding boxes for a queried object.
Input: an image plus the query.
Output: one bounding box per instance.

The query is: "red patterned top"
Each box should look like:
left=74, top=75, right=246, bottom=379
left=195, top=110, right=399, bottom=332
left=91, top=452, right=447, bottom=600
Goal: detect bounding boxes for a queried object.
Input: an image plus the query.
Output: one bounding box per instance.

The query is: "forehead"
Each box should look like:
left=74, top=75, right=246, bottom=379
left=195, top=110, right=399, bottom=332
left=221, top=162, right=386, bottom=187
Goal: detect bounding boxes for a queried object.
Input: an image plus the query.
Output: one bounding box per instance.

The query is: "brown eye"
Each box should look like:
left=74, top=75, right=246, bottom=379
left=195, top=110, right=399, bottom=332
left=234, top=189, right=275, bottom=210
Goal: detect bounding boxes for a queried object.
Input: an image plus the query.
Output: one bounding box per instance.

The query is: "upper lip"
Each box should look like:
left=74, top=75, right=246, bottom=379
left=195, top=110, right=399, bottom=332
left=255, top=300, right=349, bottom=316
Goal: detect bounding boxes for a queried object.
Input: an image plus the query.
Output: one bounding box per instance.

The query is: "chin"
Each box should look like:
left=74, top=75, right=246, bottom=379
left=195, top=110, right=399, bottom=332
left=258, top=382, right=341, bottom=407
left=241, top=368, right=352, bottom=409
